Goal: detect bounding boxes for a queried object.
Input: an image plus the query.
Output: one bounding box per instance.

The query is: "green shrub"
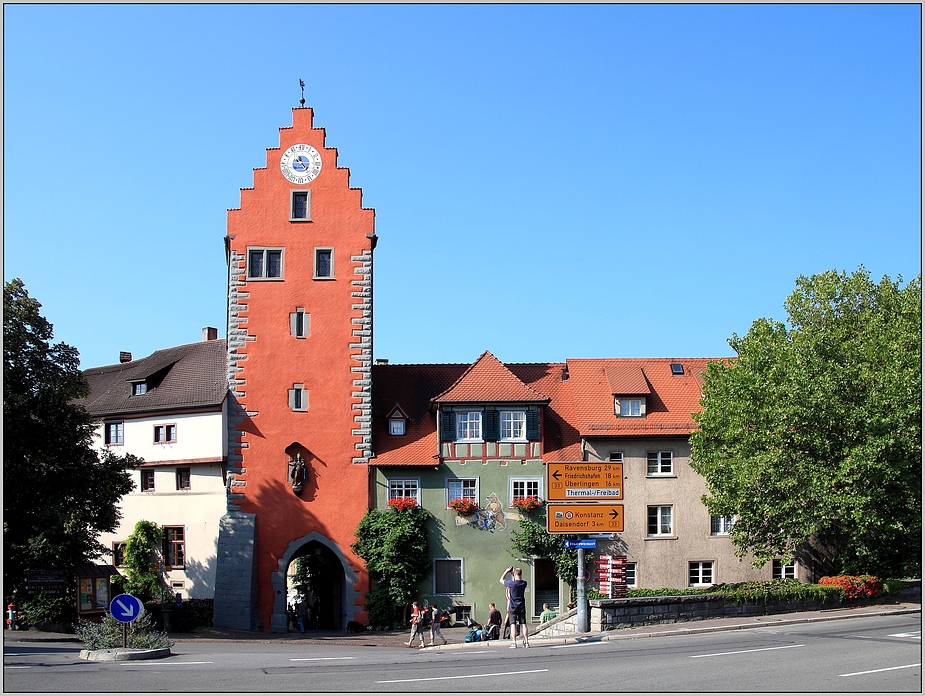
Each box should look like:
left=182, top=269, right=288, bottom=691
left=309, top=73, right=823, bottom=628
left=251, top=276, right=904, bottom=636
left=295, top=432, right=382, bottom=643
left=75, top=613, right=171, bottom=650
left=625, top=580, right=845, bottom=604
left=19, top=593, right=73, bottom=627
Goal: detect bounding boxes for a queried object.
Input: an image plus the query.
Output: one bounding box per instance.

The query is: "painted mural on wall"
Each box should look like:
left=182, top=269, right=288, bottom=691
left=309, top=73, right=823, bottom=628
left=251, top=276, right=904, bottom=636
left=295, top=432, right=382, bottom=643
left=455, top=493, right=526, bottom=531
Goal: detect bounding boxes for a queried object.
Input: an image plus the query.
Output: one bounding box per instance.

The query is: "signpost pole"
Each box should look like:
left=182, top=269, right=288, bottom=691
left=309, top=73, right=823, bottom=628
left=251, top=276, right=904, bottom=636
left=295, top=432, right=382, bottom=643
left=576, top=541, right=589, bottom=633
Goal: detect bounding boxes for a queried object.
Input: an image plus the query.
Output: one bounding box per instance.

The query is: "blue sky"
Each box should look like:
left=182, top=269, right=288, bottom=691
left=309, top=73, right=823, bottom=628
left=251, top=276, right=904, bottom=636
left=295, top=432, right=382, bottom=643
left=4, top=4, right=920, bottom=369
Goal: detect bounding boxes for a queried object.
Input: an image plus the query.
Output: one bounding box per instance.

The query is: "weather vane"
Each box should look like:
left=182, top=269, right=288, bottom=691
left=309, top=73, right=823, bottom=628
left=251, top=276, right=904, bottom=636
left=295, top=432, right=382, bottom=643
left=299, top=79, right=305, bottom=107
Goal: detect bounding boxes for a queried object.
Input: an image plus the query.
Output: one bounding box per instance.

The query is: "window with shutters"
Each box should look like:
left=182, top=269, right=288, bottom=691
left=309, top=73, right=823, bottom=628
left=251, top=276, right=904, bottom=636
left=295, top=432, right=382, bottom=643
left=500, top=411, right=526, bottom=440
left=455, top=412, right=482, bottom=441
left=434, top=559, right=463, bottom=595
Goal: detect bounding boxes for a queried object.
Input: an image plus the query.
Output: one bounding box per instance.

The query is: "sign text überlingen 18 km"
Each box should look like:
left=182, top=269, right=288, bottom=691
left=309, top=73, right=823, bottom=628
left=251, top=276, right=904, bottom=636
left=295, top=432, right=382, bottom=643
left=546, top=461, right=623, bottom=501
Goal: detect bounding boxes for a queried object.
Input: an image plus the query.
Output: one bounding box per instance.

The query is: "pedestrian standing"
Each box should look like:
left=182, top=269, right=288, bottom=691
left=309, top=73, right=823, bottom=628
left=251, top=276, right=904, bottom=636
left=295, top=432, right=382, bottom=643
left=406, top=601, right=426, bottom=647
left=296, top=596, right=309, bottom=633
left=500, top=565, right=530, bottom=648
left=429, top=603, right=447, bottom=645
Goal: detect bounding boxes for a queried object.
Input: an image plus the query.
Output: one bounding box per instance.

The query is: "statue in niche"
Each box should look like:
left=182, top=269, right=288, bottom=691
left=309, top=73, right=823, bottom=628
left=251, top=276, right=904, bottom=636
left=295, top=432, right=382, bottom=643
left=289, top=453, right=307, bottom=495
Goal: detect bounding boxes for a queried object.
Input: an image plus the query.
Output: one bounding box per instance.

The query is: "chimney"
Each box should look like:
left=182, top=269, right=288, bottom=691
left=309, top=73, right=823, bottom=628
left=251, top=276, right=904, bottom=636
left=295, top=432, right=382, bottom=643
left=202, top=327, right=218, bottom=341
left=375, top=358, right=389, bottom=365
left=119, top=351, right=132, bottom=363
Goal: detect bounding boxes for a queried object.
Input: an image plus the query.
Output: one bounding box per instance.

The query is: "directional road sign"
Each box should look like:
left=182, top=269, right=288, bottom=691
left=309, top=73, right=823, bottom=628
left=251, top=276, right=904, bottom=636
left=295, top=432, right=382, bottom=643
left=547, top=503, right=624, bottom=534
left=110, top=593, right=145, bottom=623
left=564, top=539, right=598, bottom=549
left=546, top=461, right=623, bottom=501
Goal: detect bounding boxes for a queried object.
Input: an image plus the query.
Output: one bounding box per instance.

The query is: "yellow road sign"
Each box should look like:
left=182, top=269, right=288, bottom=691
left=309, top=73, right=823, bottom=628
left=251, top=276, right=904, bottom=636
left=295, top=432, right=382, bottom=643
left=546, top=461, right=623, bottom=501
left=546, top=503, right=624, bottom=534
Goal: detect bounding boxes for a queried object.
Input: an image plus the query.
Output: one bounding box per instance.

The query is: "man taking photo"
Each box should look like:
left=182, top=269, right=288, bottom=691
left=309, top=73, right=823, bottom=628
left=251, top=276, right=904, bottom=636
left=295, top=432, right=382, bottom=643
left=500, top=565, right=530, bottom=648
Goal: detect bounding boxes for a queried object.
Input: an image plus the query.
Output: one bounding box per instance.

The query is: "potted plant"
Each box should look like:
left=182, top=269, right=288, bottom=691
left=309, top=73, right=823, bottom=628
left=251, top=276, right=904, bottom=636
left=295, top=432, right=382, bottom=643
left=511, top=496, right=543, bottom=514
left=387, top=497, right=419, bottom=512
left=448, top=498, right=479, bottom=516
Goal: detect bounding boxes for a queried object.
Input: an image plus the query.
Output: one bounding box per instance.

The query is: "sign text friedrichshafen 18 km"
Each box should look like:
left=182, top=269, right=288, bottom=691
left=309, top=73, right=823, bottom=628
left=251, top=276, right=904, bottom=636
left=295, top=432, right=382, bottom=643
left=546, top=461, right=624, bottom=501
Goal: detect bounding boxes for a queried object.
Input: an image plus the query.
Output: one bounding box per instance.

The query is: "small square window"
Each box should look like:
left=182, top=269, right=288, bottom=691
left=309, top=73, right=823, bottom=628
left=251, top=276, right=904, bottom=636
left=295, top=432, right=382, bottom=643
left=389, top=418, right=406, bottom=435
left=289, top=385, right=308, bottom=412
left=247, top=248, right=284, bottom=279
left=510, top=477, right=542, bottom=506
left=141, top=470, right=155, bottom=492
left=689, top=561, right=713, bottom=587
left=314, top=248, right=334, bottom=279
left=388, top=478, right=420, bottom=504
left=608, top=452, right=624, bottom=463
left=290, top=190, right=311, bottom=221
left=647, top=505, right=673, bottom=536
left=132, top=381, right=147, bottom=396
left=176, top=468, right=191, bottom=491
left=105, top=422, right=124, bottom=445
left=772, top=559, right=796, bottom=579
left=447, top=478, right=478, bottom=508
left=647, top=452, right=673, bottom=476
left=711, top=515, right=734, bottom=536
left=619, top=399, right=642, bottom=417
left=154, top=424, right=177, bottom=444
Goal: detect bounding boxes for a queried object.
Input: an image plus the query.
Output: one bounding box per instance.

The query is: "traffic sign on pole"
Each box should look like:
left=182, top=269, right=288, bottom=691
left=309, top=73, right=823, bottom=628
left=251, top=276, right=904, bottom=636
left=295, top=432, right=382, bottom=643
left=546, top=461, right=623, bottom=501
left=564, top=539, right=598, bottom=549
left=546, top=503, right=624, bottom=533
left=110, top=594, right=144, bottom=623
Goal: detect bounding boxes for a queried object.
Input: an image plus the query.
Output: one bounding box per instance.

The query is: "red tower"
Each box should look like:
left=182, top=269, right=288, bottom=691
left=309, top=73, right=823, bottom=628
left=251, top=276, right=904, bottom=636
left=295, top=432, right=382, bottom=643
left=214, top=107, right=375, bottom=632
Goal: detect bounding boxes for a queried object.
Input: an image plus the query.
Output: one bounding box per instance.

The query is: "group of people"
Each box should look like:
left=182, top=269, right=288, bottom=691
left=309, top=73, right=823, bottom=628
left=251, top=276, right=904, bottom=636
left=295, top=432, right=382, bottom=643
left=406, top=600, right=448, bottom=647
left=408, top=564, right=551, bottom=649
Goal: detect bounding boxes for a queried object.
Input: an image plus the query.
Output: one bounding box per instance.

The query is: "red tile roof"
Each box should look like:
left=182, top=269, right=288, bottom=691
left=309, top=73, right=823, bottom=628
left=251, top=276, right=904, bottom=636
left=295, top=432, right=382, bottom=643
left=432, top=351, right=550, bottom=405
left=566, top=357, right=715, bottom=437
left=604, top=365, right=651, bottom=395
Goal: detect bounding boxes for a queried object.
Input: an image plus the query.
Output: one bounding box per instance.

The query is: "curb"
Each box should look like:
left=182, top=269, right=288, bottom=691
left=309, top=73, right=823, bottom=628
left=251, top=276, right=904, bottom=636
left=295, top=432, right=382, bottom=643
left=79, top=647, right=172, bottom=662
left=422, top=605, right=921, bottom=651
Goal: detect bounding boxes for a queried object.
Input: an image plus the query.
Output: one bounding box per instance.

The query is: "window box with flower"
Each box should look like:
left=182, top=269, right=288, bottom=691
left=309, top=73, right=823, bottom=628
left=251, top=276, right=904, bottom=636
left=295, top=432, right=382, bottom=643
left=448, top=498, right=479, bottom=516
left=387, top=497, right=419, bottom=513
left=511, top=496, right=543, bottom=514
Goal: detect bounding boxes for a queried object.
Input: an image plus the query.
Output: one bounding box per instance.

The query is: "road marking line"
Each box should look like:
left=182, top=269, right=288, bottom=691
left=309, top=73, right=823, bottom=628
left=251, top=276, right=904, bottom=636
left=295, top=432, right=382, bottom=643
left=119, top=661, right=213, bottom=666
left=4, top=666, right=31, bottom=669
left=888, top=632, right=921, bottom=639
left=551, top=641, right=608, bottom=649
left=377, top=668, right=548, bottom=683
left=840, top=663, right=921, bottom=677
left=691, top=644, right=804, bottom=658
left=290, top=657, right=355, bottom=661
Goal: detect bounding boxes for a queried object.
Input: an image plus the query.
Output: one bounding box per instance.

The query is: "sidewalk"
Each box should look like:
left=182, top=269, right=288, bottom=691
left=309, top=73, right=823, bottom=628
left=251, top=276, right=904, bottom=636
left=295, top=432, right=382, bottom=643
left=5, top=601, right=919, bottom=650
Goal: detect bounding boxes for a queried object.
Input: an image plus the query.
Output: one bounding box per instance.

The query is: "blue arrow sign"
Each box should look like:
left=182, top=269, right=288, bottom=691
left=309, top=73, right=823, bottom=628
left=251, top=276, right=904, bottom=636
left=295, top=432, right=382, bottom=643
left=564, top=539, right=597, bottom=549
left=110, top=593, right=144, bottom=623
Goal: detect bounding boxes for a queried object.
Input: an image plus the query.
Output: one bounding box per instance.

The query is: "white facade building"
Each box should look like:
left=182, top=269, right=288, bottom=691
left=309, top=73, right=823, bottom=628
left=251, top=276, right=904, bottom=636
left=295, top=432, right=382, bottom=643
left=79, top=330, right=228, bottom=599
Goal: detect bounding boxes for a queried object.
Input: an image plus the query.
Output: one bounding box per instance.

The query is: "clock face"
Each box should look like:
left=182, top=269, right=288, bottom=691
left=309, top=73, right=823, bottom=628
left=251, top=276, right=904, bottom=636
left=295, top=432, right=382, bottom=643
left=280, top=144, right=322, bottom=184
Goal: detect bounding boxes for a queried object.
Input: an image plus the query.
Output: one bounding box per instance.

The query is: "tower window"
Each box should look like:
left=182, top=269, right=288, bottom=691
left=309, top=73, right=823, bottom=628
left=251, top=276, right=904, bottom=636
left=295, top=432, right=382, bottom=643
left=290, top=190, right=311, bottom=221
left=314, top=248, right=334, bottom=279
left=248, top=248, right=284, bottom=279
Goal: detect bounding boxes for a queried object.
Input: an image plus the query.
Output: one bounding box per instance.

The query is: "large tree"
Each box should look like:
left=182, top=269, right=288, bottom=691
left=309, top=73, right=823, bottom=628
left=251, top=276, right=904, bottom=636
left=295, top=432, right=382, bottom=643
left=690, top=268, right=921, bottom=578
left=4, top=279, right=138, bottom=599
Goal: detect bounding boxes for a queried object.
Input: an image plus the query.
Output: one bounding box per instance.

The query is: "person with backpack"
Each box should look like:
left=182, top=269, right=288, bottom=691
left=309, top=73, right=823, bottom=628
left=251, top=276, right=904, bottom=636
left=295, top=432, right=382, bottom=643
left=406, top=601, right=426, bottom=647
left=500, top=565, right=530, bottom=648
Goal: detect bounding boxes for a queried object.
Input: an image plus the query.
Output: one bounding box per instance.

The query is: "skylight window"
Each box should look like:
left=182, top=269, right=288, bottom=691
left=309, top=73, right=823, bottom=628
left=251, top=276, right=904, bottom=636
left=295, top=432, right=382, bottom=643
left=670, top=363, right=684, bottom=376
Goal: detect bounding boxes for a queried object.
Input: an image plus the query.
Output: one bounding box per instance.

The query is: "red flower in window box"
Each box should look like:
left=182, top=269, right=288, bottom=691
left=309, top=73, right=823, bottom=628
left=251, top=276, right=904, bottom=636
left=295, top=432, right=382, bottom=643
left=387, top=497, right=418, bottom=513
left=448, top=498, right=479, bottom=516
left=511, top=496, right=543, bottom=513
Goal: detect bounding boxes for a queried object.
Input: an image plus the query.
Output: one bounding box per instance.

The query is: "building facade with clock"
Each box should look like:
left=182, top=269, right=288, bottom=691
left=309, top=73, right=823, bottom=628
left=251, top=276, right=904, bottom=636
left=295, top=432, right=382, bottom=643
left=212, top=107, right=377, bottom=632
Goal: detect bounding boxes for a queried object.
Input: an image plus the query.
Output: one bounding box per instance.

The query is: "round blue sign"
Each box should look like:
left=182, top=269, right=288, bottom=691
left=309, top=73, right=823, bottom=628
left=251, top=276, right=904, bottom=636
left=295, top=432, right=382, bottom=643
left=109, top=593, right=145, bottom=623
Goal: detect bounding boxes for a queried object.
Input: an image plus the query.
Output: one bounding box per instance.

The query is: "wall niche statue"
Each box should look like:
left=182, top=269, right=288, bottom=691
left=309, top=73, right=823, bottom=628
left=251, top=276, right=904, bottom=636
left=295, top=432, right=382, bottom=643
left=288, top=452, right=307, bottom=495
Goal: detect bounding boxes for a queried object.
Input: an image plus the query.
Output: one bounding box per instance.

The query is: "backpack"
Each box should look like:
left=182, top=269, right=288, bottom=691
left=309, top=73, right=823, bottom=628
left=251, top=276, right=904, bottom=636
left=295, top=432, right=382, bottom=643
left=464, top=629, right=479, bottom=643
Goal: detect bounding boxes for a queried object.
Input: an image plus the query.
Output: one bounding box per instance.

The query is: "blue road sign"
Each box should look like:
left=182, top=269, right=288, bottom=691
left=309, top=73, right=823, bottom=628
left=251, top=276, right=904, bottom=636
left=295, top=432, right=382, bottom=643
left=110, top=593, right=144, bottom=623
left=564, top=539, right=597, bottom=549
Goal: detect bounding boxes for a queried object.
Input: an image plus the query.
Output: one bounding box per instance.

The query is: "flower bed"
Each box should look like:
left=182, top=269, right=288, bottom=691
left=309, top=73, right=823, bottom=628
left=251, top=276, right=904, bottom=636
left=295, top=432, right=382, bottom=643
left=818, top=575, right=883, bottom=600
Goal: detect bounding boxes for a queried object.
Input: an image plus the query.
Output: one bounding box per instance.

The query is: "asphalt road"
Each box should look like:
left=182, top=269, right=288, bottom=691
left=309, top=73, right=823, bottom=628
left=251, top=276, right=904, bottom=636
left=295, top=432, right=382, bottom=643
left=4, top=613, right=921, bottom=693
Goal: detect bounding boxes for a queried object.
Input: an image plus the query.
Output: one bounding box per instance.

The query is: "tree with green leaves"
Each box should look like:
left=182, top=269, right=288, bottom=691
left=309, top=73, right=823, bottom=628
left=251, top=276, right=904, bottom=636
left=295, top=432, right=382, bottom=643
left=509, top=516, right=580, bottom=586
left=3, top=279, right=139, bottom=601
left=121, top=520, right=168, bottom=602
left=351, top=502, right=432, bottom=628
left=690, top=268, right=921, bottom=578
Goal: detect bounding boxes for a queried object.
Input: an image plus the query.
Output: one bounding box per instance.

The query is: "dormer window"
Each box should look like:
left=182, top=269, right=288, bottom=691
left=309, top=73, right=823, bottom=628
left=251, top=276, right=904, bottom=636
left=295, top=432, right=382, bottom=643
left=615, top=397, right=645, bottom=417
left=456, top=411, right=482, bottom=441
left=389, top=418, right=406, bottom=436
left=500, top=410, right=526, bottom=440
left=132, top=381, right=147, bottom=396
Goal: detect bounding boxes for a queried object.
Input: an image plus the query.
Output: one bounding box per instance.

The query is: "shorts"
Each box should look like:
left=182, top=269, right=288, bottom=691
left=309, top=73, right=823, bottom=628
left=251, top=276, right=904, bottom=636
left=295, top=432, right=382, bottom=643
left=508, top=606, right=526, bottom=626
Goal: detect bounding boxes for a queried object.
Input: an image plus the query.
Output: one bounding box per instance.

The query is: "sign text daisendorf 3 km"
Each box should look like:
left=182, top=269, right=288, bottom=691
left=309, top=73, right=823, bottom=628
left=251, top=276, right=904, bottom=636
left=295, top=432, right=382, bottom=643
left=546, top=461, right=623, bottom=501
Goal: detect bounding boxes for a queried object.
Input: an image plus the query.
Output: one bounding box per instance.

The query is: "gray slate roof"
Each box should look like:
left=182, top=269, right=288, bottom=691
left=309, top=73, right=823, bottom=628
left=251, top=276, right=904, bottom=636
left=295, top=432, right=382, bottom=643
left=78, top=339, right=227, bottom=417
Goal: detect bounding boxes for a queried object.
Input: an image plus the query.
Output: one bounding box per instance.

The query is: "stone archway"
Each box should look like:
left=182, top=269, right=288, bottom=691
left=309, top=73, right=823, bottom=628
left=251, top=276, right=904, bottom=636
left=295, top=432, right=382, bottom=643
left=270, top=531, right=360, bottom=632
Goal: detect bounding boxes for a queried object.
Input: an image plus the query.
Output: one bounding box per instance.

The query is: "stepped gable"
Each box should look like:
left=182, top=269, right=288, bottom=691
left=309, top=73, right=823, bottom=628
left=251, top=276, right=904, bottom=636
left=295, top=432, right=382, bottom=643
left=371, top=362, right=469, bottom=465
left=566, top=357, right=716, bottom=437
left=431, top=351, right=550, bottom=405
left=79, top=339, right=227, bottom=416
